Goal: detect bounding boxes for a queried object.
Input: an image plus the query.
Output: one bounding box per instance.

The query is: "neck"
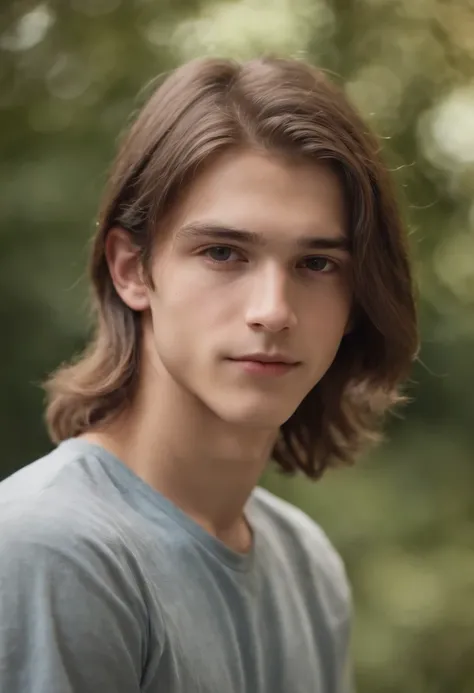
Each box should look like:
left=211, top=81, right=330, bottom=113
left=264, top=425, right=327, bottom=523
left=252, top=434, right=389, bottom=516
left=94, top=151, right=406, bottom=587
left=82, top=350, right=278, bottom=551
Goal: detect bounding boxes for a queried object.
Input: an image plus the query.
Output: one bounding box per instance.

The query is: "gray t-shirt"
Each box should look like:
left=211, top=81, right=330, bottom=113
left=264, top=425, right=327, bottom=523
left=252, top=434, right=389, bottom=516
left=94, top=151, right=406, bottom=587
left=0, top=438, right=352, bottom=692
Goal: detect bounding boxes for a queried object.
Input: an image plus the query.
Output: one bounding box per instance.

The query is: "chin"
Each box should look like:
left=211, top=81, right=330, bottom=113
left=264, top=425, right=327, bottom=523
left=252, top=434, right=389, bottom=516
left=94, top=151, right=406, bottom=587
left=211, top=396, right=298, bottom=430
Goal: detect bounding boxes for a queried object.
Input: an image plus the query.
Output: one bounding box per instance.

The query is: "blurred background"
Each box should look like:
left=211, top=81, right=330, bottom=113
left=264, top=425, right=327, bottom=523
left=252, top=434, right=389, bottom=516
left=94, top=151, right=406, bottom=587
left=1, top=0, right=473, bottom=691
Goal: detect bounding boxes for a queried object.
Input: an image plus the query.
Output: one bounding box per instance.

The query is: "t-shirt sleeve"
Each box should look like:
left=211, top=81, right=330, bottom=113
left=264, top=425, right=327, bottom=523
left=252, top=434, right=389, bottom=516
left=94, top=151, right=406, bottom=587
left=316, top=533, right=354, bottom=693
left=0, top=507, right=153, bottom=693
left=333, top=573, right=354, bottom=693
left=288, top=503, right=355, bottom=693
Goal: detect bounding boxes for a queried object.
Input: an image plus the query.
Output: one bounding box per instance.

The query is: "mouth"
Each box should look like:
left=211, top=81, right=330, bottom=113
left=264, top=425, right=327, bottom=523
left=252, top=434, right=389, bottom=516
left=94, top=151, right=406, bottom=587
left=231, top=353, right=300, bottom=365
left=227, top=355, right=301, bottom=376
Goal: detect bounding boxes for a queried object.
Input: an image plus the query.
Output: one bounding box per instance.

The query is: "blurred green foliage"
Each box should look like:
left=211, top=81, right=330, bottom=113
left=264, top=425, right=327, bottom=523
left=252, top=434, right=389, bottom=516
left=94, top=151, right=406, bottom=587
left=1, top=1, right=474, bottom=691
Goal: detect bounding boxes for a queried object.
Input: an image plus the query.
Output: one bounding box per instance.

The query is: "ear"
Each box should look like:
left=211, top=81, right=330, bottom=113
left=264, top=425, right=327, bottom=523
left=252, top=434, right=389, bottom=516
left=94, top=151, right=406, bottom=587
left=343, top=303, right=358, bottom=336
left=105, top=227, right=150, bottom=311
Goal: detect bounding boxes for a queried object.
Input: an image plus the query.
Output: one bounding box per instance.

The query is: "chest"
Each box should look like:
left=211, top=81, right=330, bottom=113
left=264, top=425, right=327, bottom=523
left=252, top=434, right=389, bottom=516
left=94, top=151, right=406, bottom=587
left=145, top=563, right=335, bottom=693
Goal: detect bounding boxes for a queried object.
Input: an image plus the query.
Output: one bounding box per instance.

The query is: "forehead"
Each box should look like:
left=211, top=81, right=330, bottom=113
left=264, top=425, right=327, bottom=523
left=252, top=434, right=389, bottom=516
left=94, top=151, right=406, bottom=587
left=167, top=149, right=347, bottom=246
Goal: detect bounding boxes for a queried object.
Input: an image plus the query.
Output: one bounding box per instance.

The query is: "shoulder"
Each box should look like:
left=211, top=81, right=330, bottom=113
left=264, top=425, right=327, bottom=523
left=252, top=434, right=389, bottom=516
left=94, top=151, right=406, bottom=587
left=1, top=445, right=107, bottom=544
left=0, top=440, right=134, bottom=544
left=1, top=483, right=119, bottom=557
left=0, top=457, right=162, bottom=691
left=251, top=486, right=351, bottom=614
left=251, top=485, right=344, bottom=565
left=0, top=447, right=148, bottom=610
left=0, top=487, right=142, bottom=607
left=0, top=475, right=155, bottom=665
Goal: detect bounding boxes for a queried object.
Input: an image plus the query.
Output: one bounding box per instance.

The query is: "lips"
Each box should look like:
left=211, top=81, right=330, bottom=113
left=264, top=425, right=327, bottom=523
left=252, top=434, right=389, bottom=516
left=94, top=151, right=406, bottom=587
left=228, top=357, right=299, bottom=376
left=231, top=354, right=299, bottom=365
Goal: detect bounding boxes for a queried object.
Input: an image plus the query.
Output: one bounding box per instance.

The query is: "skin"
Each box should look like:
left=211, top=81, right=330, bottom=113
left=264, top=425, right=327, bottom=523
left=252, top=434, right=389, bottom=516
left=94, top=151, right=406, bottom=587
left=83, top=148, right=352, bottom=553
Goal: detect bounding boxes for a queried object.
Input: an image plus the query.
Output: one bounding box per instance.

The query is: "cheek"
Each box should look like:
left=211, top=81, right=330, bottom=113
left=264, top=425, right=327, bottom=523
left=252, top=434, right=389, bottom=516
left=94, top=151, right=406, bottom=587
left=309, top=285, right=352, bottom=334
left=148, top=273, right=228, bottom=361
left=164, top=264, right=241, bottom=325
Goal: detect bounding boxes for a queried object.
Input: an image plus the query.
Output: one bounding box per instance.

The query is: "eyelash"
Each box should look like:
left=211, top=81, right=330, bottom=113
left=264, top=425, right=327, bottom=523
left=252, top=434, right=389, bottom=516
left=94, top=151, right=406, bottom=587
left=200, top=246, right=339, bottom=274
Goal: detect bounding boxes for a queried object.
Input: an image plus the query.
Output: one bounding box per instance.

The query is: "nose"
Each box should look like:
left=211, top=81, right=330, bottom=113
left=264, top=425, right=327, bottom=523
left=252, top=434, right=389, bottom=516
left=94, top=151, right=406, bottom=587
left=245, top=264, right=297, bottom=333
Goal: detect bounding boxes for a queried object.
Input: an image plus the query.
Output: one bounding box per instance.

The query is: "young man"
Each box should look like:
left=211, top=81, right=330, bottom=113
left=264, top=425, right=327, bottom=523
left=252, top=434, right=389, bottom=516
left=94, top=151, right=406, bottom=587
left=0, top=57, right=418, bottom=692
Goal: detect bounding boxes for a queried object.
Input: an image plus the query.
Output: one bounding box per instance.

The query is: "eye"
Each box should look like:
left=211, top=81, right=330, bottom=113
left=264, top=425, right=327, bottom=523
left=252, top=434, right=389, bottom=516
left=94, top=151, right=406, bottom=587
left=202, top=246, right=243, bottom=263
left=300, top=256, right=337, bottom=273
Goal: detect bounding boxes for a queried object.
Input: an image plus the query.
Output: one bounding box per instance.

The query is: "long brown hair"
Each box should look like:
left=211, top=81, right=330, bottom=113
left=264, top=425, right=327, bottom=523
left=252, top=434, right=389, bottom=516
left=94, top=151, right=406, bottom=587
left=44, top=56, right=418, bottom=477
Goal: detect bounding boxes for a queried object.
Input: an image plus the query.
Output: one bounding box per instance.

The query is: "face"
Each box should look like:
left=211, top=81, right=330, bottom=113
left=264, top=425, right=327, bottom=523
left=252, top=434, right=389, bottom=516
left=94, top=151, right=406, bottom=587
left=129, top=149, right=352, bottom=430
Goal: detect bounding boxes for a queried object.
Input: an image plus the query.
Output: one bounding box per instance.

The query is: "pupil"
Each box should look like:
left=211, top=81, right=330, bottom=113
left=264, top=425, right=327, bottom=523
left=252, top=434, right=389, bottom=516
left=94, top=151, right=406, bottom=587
left=211, top=247, right=231, bottom=261
left=309, top=257, right=327, bottom=270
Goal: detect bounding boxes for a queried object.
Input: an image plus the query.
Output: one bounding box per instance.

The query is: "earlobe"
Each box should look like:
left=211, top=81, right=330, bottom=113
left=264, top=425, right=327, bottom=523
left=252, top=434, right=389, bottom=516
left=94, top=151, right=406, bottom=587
left=344, top=311, right=355, bottom=336
left=105, top=227, right=150, bottom=311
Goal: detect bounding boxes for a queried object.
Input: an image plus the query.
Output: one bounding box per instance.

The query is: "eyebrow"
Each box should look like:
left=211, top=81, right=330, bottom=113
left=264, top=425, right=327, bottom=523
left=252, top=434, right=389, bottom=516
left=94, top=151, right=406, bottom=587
left=176, top=222, right=351, bottom=252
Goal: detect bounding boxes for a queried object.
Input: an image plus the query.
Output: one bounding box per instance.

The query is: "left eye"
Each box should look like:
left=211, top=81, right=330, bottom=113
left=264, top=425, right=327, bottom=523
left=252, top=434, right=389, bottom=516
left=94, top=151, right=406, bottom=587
left=300, top=256, right=336, bottom=273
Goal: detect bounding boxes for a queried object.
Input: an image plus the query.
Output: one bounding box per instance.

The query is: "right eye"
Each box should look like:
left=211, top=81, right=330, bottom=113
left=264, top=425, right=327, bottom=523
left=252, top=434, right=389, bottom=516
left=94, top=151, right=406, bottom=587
left=202, top=246, right=243, bottom=263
